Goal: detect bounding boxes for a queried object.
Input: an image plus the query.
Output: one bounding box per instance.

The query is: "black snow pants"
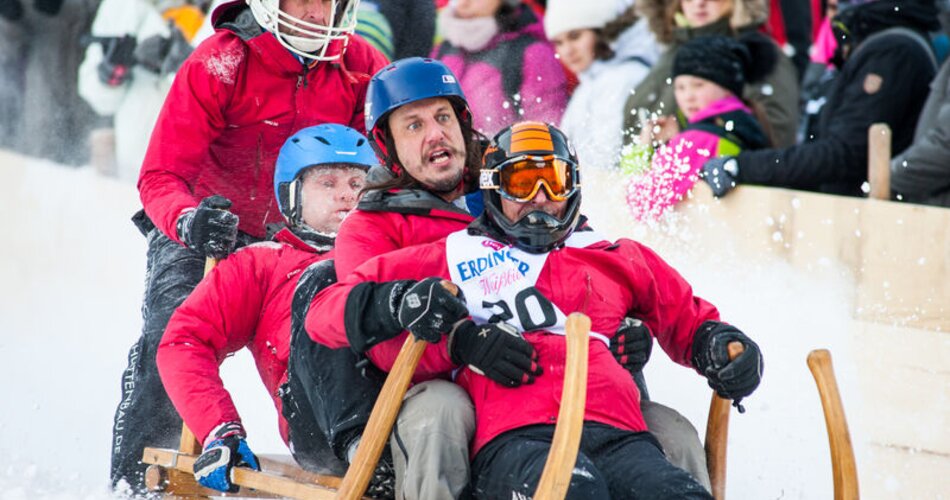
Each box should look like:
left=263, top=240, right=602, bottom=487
left=471, top=423, right=713, bottom=500
left=110, top=218, right=257, bottom=493
left=282, top=259, right=383, bottom=471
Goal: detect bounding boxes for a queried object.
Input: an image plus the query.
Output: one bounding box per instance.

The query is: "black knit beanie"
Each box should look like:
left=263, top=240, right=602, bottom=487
left=672, top=33, right=777, bottom=97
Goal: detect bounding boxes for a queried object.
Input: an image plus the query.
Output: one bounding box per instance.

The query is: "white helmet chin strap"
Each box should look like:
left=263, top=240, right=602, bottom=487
left=248, top=0, right=360, bottom=62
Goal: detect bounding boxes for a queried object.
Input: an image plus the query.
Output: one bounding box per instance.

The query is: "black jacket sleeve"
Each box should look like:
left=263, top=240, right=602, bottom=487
left=736, top=33, right=937, bottom=196
left=343, top=280, right=413, bottom=352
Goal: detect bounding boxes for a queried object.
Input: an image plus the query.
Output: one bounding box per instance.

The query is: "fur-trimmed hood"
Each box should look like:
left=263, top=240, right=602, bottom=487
left=637, top=0, right=768, bottom=44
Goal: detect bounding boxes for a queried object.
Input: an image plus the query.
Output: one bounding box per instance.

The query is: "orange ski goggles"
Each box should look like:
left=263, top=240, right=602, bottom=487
left=480, top=155, right=579, bottom=202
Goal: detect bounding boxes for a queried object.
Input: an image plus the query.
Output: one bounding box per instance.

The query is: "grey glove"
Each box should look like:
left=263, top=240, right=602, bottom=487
left=701, top=156, right=740, bottom=197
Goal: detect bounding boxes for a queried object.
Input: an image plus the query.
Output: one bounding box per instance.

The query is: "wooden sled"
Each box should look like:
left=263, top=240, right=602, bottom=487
left=142, top=265, right=591, bottom=499
left=143, top=307, right=752, bottom=500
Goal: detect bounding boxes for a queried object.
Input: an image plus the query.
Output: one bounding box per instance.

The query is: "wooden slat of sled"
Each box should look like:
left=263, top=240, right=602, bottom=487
left=533, top=313, right=590, bottom=500
left=142, top=448, right=346, bottom=499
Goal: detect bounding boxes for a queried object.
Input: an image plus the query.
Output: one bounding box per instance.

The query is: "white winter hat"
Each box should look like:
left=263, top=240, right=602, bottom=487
left=543, top=0, right=633, bottom=39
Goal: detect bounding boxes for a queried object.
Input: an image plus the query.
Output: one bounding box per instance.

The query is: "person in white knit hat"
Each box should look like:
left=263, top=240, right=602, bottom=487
left=545, top=0, right=660, bottom=172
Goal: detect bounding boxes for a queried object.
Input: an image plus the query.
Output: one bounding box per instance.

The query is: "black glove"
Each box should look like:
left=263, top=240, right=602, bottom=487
left=193, top=422, right=260, bottom=493
left=701, top=156, right=740, bottom=198
left=97, top=35, right=138, bottom=86
left=691, top=321, right=763, bottom=404
left=449, top=320, right=542, bottom=387
left=135, top=25, right=193, bottom=76
left=397, top=278, right=469, bottom=343
left=610, top=317, right=653, bottom=374
left=0, top=0, right=24, bottom=21
left=176, top=195, right=240, bottom=258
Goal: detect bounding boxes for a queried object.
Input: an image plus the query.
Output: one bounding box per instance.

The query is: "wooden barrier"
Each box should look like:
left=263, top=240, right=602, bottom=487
left=867, top=123, right=892, bottom=201
left=658, top=184, right=950, bottom=332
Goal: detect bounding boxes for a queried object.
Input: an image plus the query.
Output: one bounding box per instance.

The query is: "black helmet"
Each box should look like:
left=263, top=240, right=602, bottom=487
left=480, top=121, right=581, bottom=254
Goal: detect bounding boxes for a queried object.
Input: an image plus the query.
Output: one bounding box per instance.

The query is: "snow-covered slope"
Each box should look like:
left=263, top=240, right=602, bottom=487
left=0, top=152, right=286, bottom=498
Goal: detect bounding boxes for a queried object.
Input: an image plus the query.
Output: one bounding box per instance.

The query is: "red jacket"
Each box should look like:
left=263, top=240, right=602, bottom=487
left=138, top=2, right=388, bottom=242
left=331, top=187, right=476, bottom=279
left=309, top=227, right=720, bottom=454
left=157, top=229, right=331, bottom=445
left=304, top=182, right=476, bottom=380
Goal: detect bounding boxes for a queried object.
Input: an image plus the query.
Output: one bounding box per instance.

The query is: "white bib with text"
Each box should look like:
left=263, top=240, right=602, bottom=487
left=445, top=230, right=610, bottom=346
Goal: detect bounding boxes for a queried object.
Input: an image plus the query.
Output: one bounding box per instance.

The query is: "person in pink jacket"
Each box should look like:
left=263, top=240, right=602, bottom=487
left=433, top=0, right=567, bottom=135
left=627, top=33, right=774, bottom=219
left=156, top=124, right=384, bottom=495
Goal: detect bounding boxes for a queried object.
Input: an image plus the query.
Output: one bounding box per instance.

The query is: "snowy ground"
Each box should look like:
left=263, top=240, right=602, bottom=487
left=0, top=151, right=882, bottom=499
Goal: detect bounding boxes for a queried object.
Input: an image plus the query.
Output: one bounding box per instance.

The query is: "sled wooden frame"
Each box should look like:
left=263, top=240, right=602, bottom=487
left=808, top=349, right=859, bottom=500
left=141, top=310, right=594, bottom=499
left=141, top=271, right=578, bottom=499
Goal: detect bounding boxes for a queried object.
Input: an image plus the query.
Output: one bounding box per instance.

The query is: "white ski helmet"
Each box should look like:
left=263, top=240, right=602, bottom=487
left=247, top=0, right=360, bottom=61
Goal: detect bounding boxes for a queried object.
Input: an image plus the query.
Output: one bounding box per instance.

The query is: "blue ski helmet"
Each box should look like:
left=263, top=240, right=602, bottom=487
left=274, top=123, right=378, bottom=225
left=364, top=57, right=471, bottom=171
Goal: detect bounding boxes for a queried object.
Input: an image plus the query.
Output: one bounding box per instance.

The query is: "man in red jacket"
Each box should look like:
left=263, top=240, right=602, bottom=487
left=296, top=57, right=484, bottom=500
left=309, top=121, right=764, bottom=499
left=156, top=124, right=384, bottom=495
left=300, top=58, right=712, bottom=498
left=111, top=0, right=389, bottom=493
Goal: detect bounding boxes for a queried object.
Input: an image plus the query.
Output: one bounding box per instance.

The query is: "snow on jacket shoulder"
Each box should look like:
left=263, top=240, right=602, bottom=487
left=138, top=3, right=388, bottom=242
left=308, top=227, right=720, bottom=455
left=157, top=228, right=331, bottom=445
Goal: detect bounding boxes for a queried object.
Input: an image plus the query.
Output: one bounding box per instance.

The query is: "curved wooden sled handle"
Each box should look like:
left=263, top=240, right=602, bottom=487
left=808, top=349, right=859, bottom=500
left=533, top=312, right=591, bottom=500
left=336, top=280, right=460, bottom=500
left=705, top=341, right=744, bottom=500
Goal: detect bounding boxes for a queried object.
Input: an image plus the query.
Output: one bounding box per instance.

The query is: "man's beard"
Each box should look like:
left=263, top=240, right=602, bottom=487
left=426, top=169, right=465, bottom=194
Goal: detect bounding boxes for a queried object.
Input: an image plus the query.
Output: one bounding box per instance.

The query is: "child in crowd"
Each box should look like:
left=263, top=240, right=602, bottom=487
left=627, top=33, right=774, bottom=219
left=622, top=0, right=800, bottom=148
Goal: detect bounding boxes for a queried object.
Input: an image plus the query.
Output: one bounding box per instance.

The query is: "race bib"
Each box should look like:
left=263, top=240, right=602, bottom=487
left=445, top=230, right=610, bottom=346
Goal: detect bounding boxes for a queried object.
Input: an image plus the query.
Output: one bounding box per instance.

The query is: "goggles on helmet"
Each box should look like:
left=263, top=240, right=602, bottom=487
left=480, top=154, right=579, bottom=202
